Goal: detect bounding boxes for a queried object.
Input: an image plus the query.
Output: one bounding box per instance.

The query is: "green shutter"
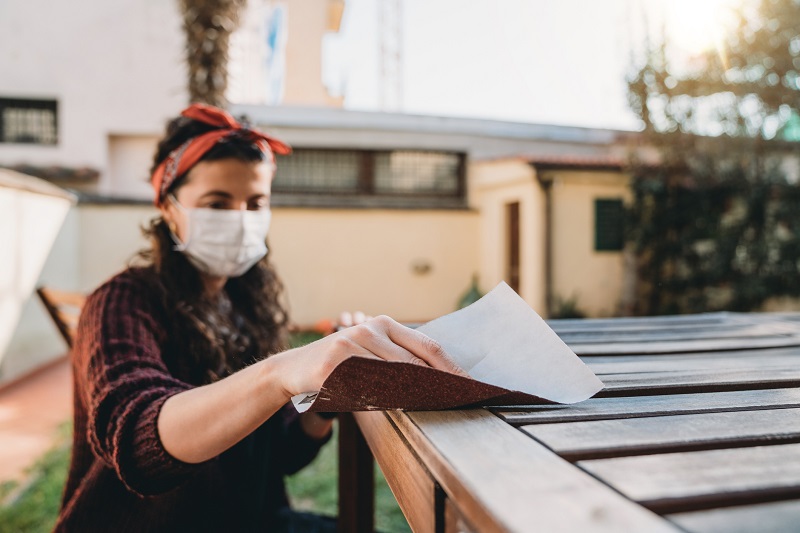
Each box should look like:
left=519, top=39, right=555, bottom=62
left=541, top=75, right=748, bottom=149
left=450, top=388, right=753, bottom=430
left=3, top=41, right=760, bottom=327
left=595, top=199, right=624, bottom=251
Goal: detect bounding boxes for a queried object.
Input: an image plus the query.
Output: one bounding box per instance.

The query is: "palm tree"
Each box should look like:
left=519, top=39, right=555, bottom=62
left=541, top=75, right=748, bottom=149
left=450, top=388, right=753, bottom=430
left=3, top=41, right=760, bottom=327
left=180, top=0, right=247, bottom=107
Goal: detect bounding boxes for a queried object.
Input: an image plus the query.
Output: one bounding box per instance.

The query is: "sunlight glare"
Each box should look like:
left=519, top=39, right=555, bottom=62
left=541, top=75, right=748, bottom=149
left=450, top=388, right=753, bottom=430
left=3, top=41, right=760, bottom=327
left=656, top=0, right=739, bottom=59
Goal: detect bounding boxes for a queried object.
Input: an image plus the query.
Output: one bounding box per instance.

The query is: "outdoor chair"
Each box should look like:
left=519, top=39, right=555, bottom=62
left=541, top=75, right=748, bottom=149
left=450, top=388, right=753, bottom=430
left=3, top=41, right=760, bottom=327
left=35, top=287, right=86, bottom=348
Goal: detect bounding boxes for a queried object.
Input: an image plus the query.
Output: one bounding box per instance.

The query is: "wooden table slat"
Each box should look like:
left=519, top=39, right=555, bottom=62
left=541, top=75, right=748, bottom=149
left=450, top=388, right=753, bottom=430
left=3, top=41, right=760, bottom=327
left=550, top=310, right=800, bottom=325
left=572, top=336, right=800, bottom=355
left=521, top=408, right=800, bottom=460
left=559, top=322, right=798, bottom=344
left=391, top=410, right=680, bottom=532
left=771, top=313, right=800, bottom=322
left=666, top=499, right=800, bottom=533
left=548, top=312, right=736, bottom=330
left=551, top=315, right=799, bottom=333
left=580, top=350, right=800, bottom=394
left=578, top=443, right=800, bottom=513
left=596, top=368, right=800, bottom=396
left=492, top=388, right=800, bottom=424
left=583, top=348, right=800, bottom=368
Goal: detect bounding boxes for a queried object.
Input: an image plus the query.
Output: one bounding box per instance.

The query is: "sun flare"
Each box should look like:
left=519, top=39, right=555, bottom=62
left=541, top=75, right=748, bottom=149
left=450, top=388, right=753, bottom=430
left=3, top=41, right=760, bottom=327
left=652, top=0, right=740, bottom=58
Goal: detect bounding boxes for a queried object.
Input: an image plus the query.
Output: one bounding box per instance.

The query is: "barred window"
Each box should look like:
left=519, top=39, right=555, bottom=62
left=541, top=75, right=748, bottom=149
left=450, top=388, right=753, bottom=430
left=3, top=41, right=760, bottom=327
left=273, top=149, right=465, bottom=199
left=594, top=198, right=625, bottom=251
left=273, top=149, right=360, bottom=193
left=374, top=151, right=461, bottom=195
left=0, top=98, right=58, bottom=145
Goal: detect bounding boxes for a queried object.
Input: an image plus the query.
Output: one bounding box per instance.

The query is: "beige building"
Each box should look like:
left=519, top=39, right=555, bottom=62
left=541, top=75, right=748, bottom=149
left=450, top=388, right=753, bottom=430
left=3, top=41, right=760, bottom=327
left=471, top=155, right=632, bottom=318
left=237, top=105, right=634, bottom=321
left=0, top=0, right=636, bottom=382
left=1, top=106, right=636, bottom=383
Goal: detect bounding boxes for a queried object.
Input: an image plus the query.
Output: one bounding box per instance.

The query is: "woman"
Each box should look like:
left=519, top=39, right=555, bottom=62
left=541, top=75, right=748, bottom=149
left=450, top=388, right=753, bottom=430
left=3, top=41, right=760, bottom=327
left=55, top=103, right=466, bottom=532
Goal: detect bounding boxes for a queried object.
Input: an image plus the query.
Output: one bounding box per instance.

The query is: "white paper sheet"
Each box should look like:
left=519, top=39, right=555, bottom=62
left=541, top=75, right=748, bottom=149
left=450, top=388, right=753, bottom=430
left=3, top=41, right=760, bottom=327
left=291, top=281, right=604, bottom=412
left=416, top=281, right=603, bottom=404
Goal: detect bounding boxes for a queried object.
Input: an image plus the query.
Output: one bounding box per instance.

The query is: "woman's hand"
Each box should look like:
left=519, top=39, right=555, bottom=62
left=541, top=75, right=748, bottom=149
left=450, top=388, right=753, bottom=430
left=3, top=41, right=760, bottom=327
left=159, top=314, right=468, bottom=462
left=271, top=315, right=469, bottom=398
left=337, top=310, right=371, bottom=328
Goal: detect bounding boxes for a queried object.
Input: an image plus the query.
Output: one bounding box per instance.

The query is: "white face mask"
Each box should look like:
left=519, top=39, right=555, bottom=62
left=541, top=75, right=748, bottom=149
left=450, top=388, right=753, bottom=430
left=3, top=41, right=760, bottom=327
left=168, top=195, right=272, bottom=278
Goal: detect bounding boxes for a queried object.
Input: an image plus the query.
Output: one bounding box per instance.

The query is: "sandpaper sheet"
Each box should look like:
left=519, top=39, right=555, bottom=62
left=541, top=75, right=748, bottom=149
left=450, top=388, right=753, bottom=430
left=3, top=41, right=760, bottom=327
left=292, top=282, right=604, bottom=412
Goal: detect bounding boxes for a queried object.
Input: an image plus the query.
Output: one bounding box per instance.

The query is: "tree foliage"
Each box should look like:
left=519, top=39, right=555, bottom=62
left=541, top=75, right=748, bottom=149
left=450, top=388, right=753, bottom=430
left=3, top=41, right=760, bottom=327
left=626, top=0, right=800, bottom=315
left=180, top=0, right=247, bottom=107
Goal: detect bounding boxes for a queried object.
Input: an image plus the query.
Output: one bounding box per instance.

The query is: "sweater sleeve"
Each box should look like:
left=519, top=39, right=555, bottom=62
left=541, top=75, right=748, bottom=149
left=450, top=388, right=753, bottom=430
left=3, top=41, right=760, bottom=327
left=275, top=404, right=333, bottom=475
left=74, top=272, right=202, bottom=497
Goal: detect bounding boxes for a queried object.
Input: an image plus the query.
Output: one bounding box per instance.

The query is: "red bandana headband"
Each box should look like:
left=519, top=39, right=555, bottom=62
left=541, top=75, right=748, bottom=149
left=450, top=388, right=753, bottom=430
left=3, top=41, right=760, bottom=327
left=151, top=103, right=291, bottom=207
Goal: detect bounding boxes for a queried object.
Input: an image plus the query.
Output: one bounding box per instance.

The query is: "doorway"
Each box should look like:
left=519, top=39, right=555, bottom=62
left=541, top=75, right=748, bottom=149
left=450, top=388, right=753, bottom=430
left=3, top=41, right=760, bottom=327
left=506, top=201, right=520, bottom=293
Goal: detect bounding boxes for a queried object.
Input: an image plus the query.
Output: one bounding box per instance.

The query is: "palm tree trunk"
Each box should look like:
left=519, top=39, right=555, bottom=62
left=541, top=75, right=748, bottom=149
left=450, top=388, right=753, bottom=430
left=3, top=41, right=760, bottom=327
left=180, top=0, right=247, bottom=107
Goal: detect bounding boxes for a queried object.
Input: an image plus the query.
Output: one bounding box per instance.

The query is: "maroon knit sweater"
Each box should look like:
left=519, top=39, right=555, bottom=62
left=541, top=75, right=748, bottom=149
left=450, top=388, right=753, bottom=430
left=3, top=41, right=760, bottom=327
left=54, top=268, right=330, bottom=532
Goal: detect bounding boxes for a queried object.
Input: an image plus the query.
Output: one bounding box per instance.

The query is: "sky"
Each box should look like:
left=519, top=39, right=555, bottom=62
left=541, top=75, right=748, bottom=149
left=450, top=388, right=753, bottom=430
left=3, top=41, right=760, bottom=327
left=320, top=0, right=741, bottom=131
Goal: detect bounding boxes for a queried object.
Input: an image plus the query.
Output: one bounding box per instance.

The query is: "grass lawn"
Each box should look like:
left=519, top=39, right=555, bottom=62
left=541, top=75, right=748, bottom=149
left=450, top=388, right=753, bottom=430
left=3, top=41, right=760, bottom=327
left=286, top=420, right=411, bottom=533
left=0, top=423, right=72, bottom=533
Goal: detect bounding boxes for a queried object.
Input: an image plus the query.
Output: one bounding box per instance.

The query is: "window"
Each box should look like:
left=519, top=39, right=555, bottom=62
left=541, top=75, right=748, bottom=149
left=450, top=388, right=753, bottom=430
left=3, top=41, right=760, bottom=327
left=374, top=151, right=462, bottom=195
left=273, top=149, right=465, bottom=205
left=594, top=198, right=625, bottom=251
left=0, top=98, right=58, bottom=144
left=274, top=149, right=361, bottom=193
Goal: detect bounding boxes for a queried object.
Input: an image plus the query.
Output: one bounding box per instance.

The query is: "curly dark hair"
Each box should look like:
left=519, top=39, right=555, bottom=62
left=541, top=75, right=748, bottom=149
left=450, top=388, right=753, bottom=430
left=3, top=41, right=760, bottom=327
left=135, top=113, right=290, bottom=385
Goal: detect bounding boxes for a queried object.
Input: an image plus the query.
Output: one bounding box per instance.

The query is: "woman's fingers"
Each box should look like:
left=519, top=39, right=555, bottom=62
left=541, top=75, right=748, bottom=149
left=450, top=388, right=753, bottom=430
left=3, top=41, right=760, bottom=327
left=338, top=310, right=369, bottom=329
left=347, top=322, right=429, bottom=366
left=373, top=316, right=470, bottom=378
left=325, top=314, right=470, bottom=379
left=288, top=313, right=470, bottom=395
left=338, top=311, right=353, bottom=328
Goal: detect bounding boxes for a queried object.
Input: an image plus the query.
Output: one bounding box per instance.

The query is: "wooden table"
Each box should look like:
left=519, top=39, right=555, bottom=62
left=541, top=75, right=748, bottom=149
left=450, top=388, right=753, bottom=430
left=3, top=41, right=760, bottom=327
left=338, top=312, right=800, bottom=532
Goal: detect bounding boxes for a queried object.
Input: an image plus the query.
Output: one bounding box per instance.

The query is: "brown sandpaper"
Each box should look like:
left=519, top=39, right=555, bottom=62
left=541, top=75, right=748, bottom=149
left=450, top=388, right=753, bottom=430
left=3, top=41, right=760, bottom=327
left=297, top=356, right=556, bottom=412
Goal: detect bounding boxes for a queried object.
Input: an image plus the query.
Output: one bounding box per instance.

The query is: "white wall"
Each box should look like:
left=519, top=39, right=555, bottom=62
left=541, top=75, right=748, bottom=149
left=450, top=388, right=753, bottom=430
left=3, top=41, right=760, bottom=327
left=0, top=0, right=187, bottom=182
left=107, top=135, right=161, bottom=200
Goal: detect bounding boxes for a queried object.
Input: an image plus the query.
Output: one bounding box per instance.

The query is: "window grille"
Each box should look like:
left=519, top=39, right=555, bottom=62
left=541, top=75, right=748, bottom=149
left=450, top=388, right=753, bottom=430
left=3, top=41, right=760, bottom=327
left=273, top=149, right=361, bottom=193
left=273, top=148, right=465, bottom=199
left=0, top=98, right=58, bottom=145
left=594, top=198, right=625, bottom=251
left=374, top=151, right=461, bottom=195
